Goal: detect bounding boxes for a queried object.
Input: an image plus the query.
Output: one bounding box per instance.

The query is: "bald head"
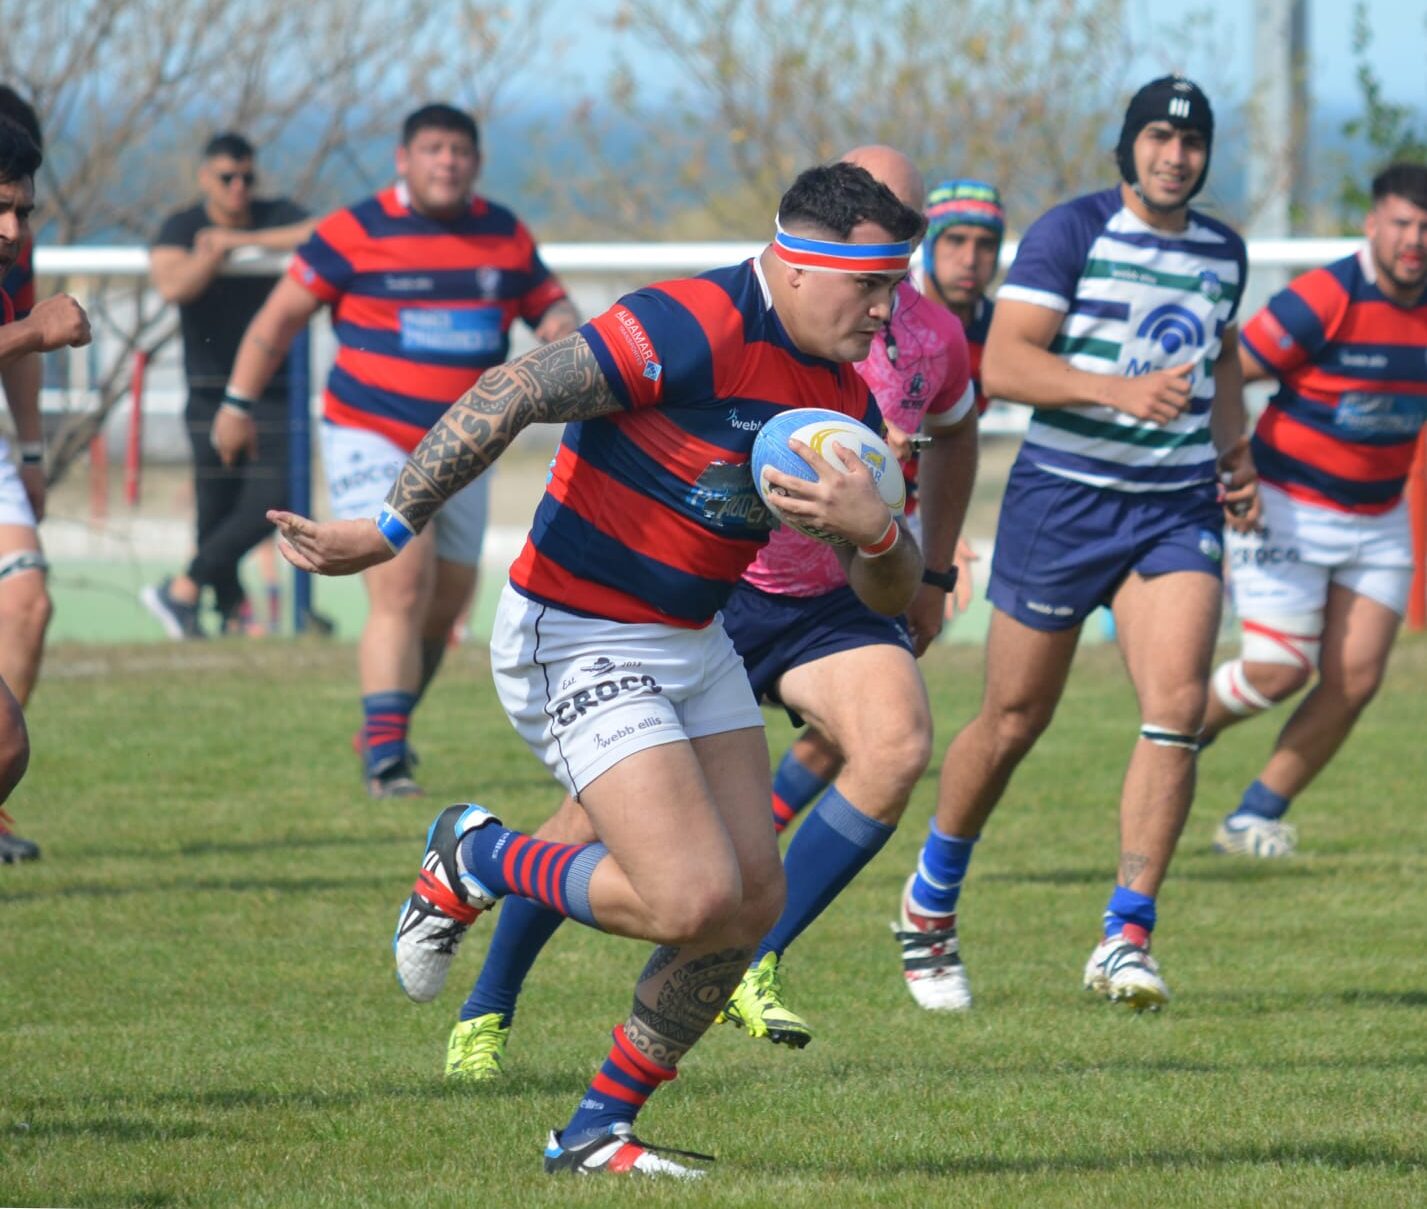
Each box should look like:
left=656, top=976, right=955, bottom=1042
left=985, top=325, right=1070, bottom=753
left=839, top=145, right=925, bottom=212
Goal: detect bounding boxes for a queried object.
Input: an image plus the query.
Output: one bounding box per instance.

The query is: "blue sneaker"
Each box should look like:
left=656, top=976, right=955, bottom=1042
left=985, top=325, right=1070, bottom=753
left=393, top=805, right=500, bottom=1002
left=141, top=579, right=204, bottom=640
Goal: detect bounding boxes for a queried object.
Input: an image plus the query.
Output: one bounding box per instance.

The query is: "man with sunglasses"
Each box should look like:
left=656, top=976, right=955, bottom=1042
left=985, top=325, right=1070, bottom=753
left=144, top=132, right=315, bottom=639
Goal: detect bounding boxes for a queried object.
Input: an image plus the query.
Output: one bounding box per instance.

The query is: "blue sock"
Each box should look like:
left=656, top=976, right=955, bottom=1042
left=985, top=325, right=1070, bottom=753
left=1233, top=779, right=1291, bottom=821
left=362, top=690, right=416, bottom=773
left=1103, top=885, right=1157, bottom=939
left=560, top=1026, right=677, bottom=1149
left=910, top=823, right=978, bottom=917
left=458, top=825, right=607, bottom=928
left=755, top=787, right=894, bottom=960
left=770, top=750, right=831, bottom=833
left=462, top=896, right=566, bottom=1025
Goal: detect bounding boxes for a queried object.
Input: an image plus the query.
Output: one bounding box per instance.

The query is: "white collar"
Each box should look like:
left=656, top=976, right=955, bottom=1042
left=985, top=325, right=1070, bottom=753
left=752, top=252, right=774, bottom=306
left=1357, top=243, right=1377, bottom=284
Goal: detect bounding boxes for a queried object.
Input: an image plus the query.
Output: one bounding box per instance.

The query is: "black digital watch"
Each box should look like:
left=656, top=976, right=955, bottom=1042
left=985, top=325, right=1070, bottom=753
left=921, top=566, right=959, bottom=592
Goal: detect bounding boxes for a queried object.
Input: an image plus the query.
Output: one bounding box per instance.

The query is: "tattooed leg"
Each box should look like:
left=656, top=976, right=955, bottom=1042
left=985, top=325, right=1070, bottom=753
left=555, top=942, right=754, bottom=1148
left=625, top=943, right=755, bottom=1066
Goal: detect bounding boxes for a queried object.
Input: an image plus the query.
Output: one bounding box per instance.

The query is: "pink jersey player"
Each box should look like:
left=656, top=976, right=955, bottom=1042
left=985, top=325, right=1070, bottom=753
left=741, top=279, right=972, bottom=597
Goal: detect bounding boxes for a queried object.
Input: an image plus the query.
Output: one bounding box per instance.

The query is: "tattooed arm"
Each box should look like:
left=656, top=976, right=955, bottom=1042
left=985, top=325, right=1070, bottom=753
left=268, top=332, right=621, bottom=575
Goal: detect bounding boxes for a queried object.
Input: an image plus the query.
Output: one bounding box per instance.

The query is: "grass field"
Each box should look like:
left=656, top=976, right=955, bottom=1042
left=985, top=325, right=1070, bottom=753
left=4, top=633, right=1426, bottom=1206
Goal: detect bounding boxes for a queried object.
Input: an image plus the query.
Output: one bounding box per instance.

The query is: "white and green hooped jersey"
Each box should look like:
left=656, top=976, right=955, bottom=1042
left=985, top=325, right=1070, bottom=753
left=997, top=187, right=1247, bottom=492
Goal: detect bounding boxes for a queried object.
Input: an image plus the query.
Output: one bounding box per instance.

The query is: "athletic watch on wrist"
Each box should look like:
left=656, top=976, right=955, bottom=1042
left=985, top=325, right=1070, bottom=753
left=921, top=566, right=959, bottom=592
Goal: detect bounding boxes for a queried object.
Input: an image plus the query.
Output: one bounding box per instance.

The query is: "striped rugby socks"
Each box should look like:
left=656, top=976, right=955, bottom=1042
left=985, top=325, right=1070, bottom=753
left=458, top=824, right=607, bottom=928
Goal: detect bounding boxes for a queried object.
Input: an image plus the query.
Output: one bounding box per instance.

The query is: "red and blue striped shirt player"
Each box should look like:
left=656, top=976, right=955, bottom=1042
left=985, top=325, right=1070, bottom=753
left=509, top=256, right=882, bottom=627
left=269, top=161, right=927, bottom=1176
left=1240, top=248, right=1427, bottom=515
left=289, top=182, right=569, bottom=451
left=218, top=103, right=576, bottom=801
left=1204, top=163, right=1427, bottom=861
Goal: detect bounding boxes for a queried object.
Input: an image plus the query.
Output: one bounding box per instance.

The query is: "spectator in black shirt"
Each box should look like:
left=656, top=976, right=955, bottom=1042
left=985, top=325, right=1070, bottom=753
left=143, top=132, right=315, bottom=638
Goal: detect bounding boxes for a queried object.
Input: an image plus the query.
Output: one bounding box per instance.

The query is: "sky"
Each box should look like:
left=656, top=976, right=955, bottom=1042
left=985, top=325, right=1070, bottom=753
left=545, top=0, right=1426, bottom=115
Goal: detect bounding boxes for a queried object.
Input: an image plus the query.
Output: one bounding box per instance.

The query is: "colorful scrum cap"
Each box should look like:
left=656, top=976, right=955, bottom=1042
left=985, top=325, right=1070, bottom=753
left=922, top=179, right=1005, bottom=274
left=773, top=216, right=915, bottom=274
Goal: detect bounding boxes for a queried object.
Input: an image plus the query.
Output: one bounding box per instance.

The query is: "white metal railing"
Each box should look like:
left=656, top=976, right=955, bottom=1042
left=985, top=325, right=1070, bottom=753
left=34, top=237, right=1364, bottom=277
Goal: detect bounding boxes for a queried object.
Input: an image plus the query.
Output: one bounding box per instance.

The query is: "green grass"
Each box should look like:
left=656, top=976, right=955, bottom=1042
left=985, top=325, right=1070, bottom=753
left=4, top=634, right=1427, bottom=1206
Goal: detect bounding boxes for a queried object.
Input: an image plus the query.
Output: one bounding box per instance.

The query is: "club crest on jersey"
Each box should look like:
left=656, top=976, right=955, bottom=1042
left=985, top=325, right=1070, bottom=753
left=1198, top=270, right=1223, bottom=302
left=475, top=266, right=501, bottom=299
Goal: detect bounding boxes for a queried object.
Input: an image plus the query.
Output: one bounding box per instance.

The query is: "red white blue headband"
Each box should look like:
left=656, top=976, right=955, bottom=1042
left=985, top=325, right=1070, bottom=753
left=773, top=217, right=914, bottom=274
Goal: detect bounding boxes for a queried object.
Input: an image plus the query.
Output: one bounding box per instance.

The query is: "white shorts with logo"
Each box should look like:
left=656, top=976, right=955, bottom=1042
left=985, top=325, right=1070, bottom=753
left=1226, top=482, right=1414, bottom=618
left=489, top=583, right=766, bottom=796
left=0, top=439, right=37, bottom=528
left=320, top=421, right=491, bottom=566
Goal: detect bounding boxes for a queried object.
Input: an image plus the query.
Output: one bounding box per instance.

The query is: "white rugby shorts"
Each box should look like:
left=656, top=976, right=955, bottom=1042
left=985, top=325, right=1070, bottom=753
left=320, top=421, right=490, bottom=566
left=1226, top=482, right=1414, bottom=618
left=489, top=583, right=765, bottom=795
left=0, top=439, right=37, bottom=528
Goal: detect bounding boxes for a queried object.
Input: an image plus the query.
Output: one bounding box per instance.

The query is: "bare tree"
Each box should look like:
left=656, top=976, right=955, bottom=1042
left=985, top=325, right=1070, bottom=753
left=0, top=0, right=551, bottom=482
left=530, top=0, right=1225, bottom=239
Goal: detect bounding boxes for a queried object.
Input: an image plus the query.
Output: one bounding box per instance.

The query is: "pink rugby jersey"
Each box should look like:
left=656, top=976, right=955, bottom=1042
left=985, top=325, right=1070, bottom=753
left=741, top=280, right=971, bottom=597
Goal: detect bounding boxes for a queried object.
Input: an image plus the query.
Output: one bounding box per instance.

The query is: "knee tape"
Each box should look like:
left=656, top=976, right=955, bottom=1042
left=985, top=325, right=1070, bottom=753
left=0, top=549, right=47, bottom=583
left=1240, top=613, right=1323, bottom=672
left=1211, top=660, right=1273, bottom=716
left=1140, top=724, right=1201, bottom=750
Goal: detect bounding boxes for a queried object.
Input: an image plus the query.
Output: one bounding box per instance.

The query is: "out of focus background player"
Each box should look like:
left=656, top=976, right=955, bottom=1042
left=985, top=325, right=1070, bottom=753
left=211, top=103, right=576, bottom=798
left=1203, top=162, right=1427, bottom=857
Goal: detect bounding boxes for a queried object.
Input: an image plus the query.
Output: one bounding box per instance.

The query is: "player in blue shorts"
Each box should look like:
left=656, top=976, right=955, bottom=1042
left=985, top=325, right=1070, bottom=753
left=895, top=76, right=1261, bottom=1013
left=268, top=162, right=926, bottom=1177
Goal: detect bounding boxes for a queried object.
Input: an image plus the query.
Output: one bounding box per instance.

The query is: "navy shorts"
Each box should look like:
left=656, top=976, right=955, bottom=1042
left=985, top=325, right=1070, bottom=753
left=721, top=580, right=913, bottom=723
left=988, top=460, right=1224, bottom=632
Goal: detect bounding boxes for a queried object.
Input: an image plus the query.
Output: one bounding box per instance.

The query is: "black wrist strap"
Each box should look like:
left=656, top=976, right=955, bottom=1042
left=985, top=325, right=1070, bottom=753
left=922, top=566, right=959, bottom=591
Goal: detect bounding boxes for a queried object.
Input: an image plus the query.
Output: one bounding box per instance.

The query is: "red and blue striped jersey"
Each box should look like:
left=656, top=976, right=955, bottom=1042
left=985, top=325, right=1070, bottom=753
left=961, top=294, right=995, bottom=416
left=289, top=185, right=568, bottom=451
left=509, top=259, right=881, bottom=627
left=1, top=241, right=34, bottom=319
left=1241, top=249, right=1427, bottom=515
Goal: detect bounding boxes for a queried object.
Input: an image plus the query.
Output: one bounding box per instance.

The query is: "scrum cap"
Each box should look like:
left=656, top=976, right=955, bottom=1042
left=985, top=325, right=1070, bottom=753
left=1116, top=75, right=1214, bottom=200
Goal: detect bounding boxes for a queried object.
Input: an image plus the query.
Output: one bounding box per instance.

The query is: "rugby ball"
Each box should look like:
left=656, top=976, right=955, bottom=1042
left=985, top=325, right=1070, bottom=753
left=751, top=408, right=905, bottom=545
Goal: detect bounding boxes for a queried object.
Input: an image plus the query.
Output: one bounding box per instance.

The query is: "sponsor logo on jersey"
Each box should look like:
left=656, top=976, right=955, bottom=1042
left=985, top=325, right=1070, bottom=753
left=384, top=274, right=436, bottom=293
left=687, top=461, right=775, bottom=529
left=726, top=408, right=761, bottom=431
left=611, top=306, right=663, bottom=383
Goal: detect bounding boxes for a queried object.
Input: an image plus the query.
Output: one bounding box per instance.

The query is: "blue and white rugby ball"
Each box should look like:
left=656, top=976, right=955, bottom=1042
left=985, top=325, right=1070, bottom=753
left=751, top=408, right=905, bottom=545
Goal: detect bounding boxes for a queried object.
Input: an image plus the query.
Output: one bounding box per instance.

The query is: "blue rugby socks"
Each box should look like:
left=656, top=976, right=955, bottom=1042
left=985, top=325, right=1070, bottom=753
left=361, top=690, right=415, bottom=773
left=461, top=896, right=566, bottom=1025
left=770, top=750, right=831, bottom=833
left=756, top=787, right=894, bottom=960
left=909, top=823, right=978, bottom=919
left=1103, top=884, right=1156, bottom=944
left=1231, top=779, right=1291, bottom=821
